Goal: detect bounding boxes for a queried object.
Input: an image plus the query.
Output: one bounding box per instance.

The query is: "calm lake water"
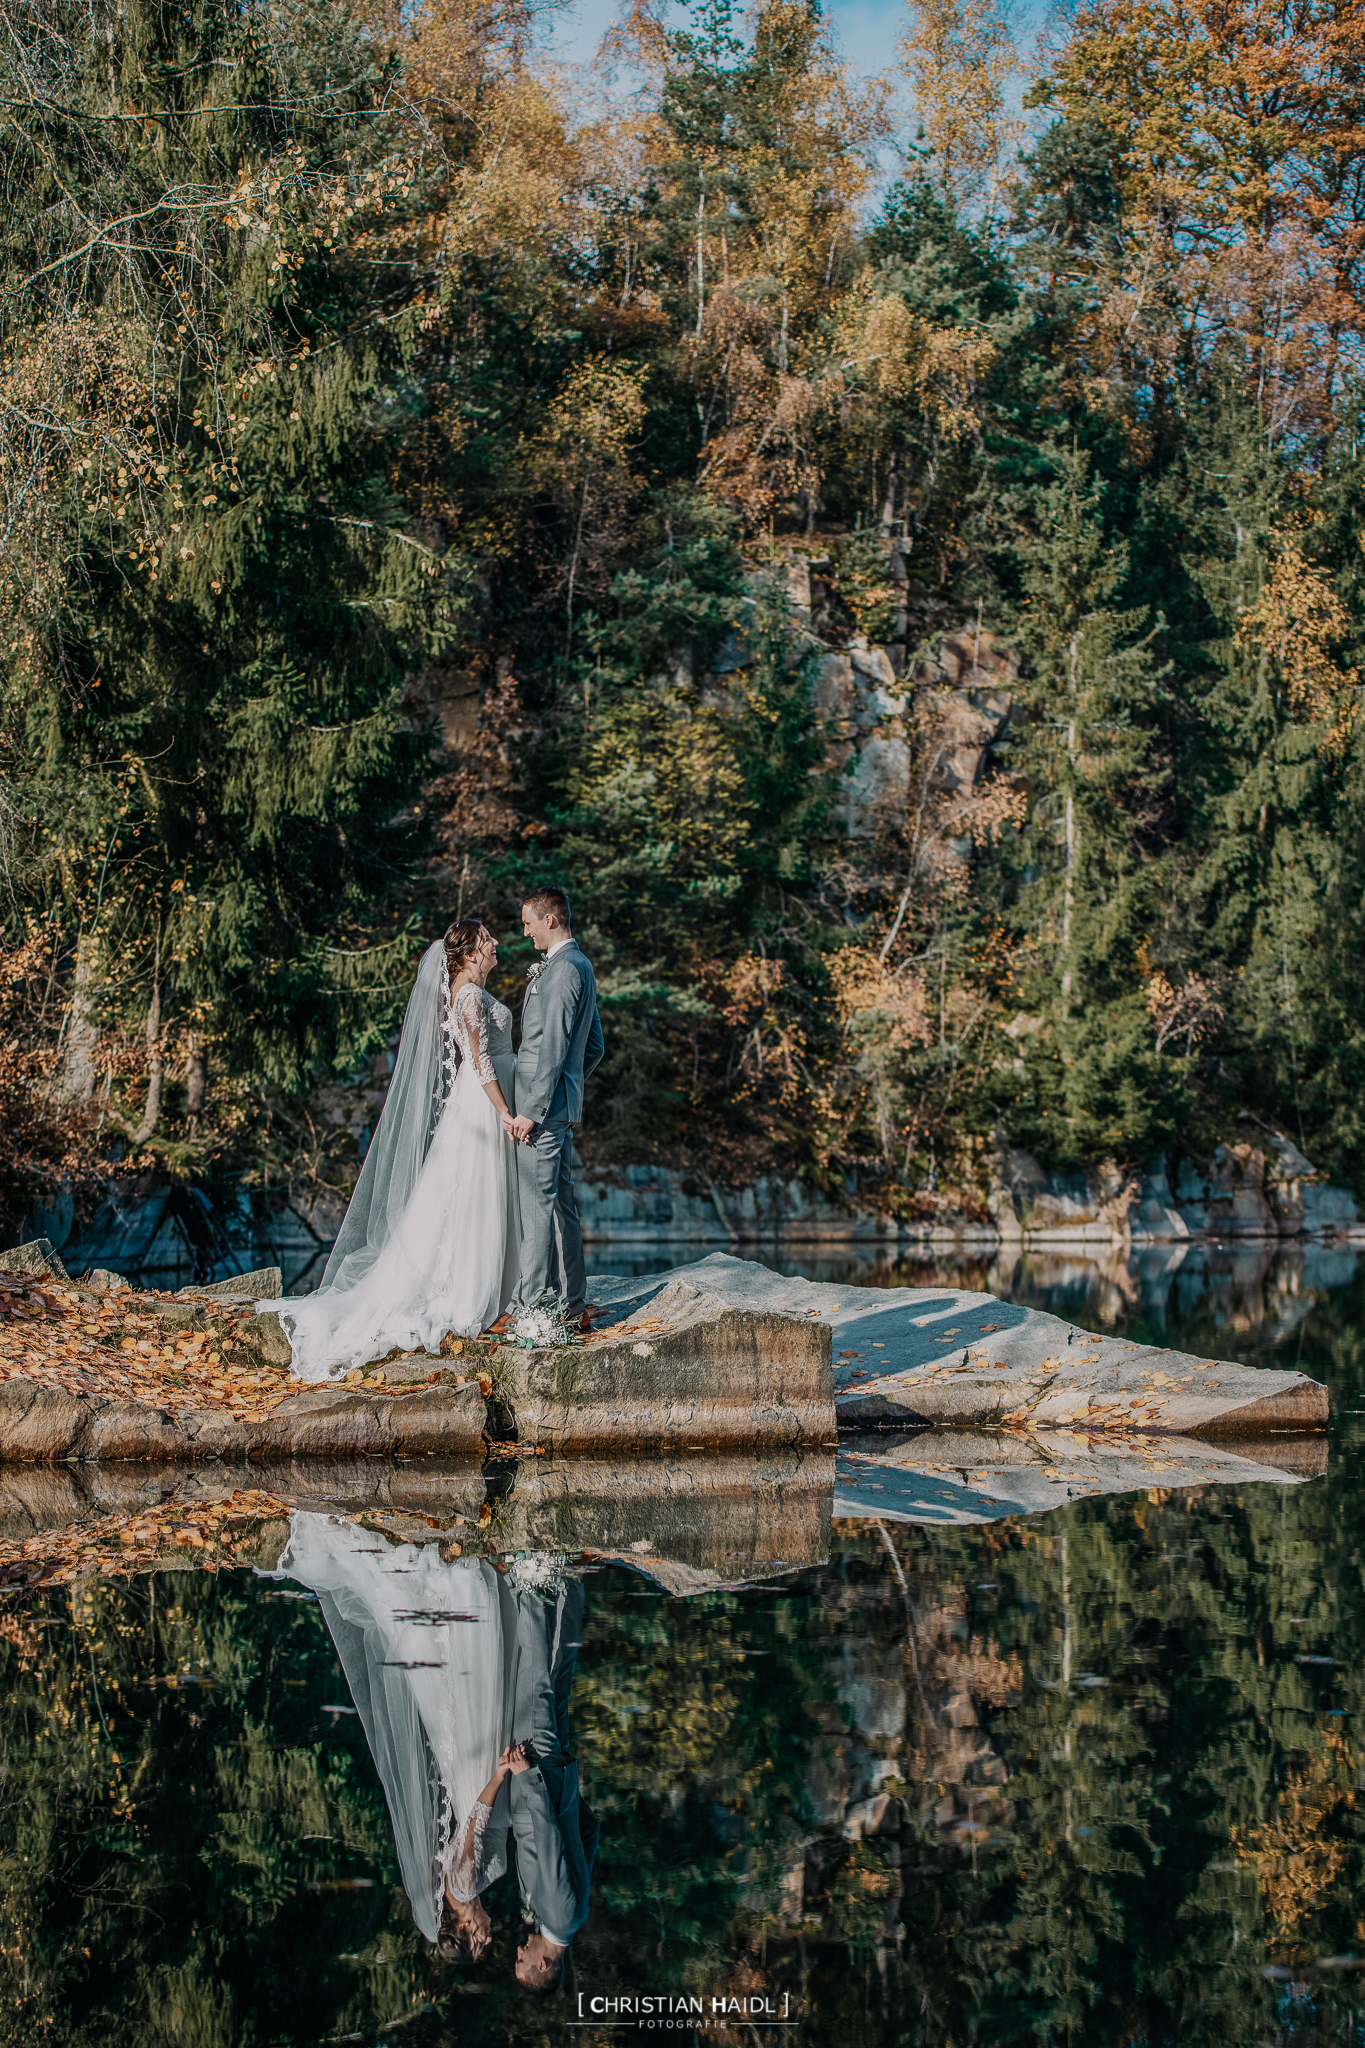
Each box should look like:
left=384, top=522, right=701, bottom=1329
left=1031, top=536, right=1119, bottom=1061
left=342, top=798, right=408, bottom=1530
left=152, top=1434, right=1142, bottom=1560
left=5, top=1245, right=1365, bottom=2045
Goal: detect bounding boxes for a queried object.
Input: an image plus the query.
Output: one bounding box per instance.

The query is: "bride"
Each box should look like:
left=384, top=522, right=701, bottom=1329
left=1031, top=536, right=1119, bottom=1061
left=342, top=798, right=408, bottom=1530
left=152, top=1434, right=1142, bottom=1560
left=267, top=1512, right=519, bottom=1958
left=262, top=920, right=522, bottom=1381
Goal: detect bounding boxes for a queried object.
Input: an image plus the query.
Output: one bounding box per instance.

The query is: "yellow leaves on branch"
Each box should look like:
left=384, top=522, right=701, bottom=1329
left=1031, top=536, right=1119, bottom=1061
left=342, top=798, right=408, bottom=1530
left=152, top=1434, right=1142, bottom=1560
left=829, top=945, right=933, bottom=1052
left=1047, top=0, right=1365, bottom=410
left=719, top=953, right=807, bottom=1105
left=829, top=283, right=996, bottom=434
left=1235, top=528, right=1361, bottom=754
left=694, top=284, right=993, bottom=527
left=1143, top=967, right=1225, bottom=1053
left=358, top=0, right=590, bottom=266
left=533, top=358, right=649, bottom=481
left=1052, top=0, right=1365, bottom=248
left=0, top=314, right=160, bottom=623
left=526, top=357, right=649, bottom=613
left=721, top=951, right=789, bottom=1025
left=900, top=0, right=1022, bottom=213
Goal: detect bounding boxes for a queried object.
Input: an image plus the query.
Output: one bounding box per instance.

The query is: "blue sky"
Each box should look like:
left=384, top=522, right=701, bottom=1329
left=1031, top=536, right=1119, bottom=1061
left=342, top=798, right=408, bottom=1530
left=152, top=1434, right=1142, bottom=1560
left=546, top=0, right=909, bottom=79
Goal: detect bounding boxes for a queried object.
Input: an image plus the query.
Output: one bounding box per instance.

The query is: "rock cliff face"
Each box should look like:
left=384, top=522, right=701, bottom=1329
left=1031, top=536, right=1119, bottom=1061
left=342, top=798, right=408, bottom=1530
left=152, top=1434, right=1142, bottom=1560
left=983, top=1132, right=1360, bottom=1249
left=575, top=1163, right=994, bottom=1247
left=573, top=1133, right=1360, bottom=1252
left=809, top=599, right=1022, bottom=842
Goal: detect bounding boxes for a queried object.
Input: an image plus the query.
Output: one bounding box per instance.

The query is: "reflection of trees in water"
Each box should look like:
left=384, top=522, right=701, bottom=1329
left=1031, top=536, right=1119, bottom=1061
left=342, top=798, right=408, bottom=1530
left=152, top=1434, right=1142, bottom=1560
left=0, top=1577, right=416, bottom=2048
left=811, top=1241, right=1365, bottom=1375
left=5, top=1388, right=1365, bottom=2046
left=989, top=1242, right=1365, bottom=1369
left=821, top=1482, right=1365, bottom=2045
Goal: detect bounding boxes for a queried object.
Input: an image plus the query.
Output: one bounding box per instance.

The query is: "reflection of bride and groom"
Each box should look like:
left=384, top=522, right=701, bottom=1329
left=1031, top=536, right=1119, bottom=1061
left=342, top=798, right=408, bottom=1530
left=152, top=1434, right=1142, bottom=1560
left=272, top=1514, right=597, bottom=1993
left=261, top=884, right=604, bottom=1381
left=254, top=887, right=605, bottom=1986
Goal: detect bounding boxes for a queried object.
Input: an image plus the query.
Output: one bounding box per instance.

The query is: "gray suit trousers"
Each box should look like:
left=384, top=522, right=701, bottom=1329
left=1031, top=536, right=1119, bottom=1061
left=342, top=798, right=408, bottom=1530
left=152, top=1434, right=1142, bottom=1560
left=509, top=1580, right=593, bottom=1943
left=513, top=1579, right=584, bottom=1762
left=516, top=1117, right=587, bottom=1311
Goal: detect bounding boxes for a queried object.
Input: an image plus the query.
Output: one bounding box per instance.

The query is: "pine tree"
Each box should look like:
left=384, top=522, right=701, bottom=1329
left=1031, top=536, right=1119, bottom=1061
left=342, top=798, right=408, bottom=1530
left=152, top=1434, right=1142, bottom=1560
left=508, top=489, right=840, bottom=1158
left=1001, top=445, right=1178, bottom=1165
left=0, top=0, right=464, bottom=1131
left=1172, top=390, right=1365, bottom=1166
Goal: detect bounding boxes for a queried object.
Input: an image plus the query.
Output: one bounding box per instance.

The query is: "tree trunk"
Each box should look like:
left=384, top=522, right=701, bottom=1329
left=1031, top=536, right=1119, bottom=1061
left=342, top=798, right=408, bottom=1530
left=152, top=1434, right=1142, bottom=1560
left=1061, top=724, right=1077, bottom=1008
left=57, top=934, right=101, bottom=1105
left=185, top=1031, right=207, bottom=1115
left=130, top=944, right=163, bottom=1147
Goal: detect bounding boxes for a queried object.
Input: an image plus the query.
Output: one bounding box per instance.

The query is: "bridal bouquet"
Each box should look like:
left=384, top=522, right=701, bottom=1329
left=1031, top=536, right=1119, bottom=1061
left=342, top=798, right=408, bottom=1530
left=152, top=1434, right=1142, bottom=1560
left=507, top=1551, right=573, bottom=1597
left=505, top=1290, right=582, bottom=1350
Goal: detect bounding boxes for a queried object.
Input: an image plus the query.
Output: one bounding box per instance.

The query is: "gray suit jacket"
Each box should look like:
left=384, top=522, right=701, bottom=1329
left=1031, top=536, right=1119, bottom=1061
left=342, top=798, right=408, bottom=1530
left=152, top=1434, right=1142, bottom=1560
left=516, top=940, right=604, bottom=1126
left=510, top=1757, right=599, bottom=1945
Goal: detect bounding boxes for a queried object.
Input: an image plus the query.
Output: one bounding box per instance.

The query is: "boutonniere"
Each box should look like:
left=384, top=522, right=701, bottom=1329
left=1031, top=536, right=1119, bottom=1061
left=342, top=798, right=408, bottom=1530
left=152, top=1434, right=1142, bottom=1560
left=525, top=960, right=545, bottom=988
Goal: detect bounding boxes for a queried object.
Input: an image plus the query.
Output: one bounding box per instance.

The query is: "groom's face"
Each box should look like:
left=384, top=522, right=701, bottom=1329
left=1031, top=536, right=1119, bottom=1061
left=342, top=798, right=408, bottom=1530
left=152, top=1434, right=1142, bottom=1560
left=522, top=903, right=559, bottom=953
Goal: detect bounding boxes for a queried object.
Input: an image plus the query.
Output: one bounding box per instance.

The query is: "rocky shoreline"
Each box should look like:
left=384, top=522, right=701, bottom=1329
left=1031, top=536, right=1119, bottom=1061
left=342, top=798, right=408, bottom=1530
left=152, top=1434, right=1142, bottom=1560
left=43, top=1129, right=1362, bottom=1296
left=572, top=1130, right=1362, bottom=1252
left=0, top=1244, right=1328, bottom=1467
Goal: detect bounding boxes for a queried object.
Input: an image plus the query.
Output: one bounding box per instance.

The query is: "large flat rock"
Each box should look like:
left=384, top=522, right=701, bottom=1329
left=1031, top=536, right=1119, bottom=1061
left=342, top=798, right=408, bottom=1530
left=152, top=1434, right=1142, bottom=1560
left=0, top=1374, right=486, bottom=1464
left=589, top=1255, right=1328, bottom=1438
left=0, top=1269, right=834, bottom=1461
left=0, top=1251, right=1323, bottom=1464
left=499, top=1275, right=833, bottom=1450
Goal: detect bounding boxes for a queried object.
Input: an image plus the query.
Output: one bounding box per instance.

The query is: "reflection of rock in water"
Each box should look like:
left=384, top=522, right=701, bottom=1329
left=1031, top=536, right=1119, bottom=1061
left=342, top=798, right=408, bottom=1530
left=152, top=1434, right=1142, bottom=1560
left=62, top=1188, right=336, bottom=1295
left=0, top=1450, right=832, bottom=1599
left=735, top=1524, right=1021, bottom=1968
left=982, top=1238, right=1361, bottom=1352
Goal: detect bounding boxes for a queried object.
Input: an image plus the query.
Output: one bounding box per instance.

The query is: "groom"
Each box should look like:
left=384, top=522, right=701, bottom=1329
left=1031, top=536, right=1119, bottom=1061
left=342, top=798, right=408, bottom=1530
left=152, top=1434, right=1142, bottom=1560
left=506, top=1578, right=598, bottom=1995
left=507, top=887, right=603, bottom=1320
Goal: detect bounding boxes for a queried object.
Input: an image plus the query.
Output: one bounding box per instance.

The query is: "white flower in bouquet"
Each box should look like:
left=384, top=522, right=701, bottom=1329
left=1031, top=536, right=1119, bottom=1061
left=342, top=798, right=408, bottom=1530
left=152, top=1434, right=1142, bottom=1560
left=507, top=1551, right=572, bottom=1596
left=507, top=1290, right=580, bottom=1350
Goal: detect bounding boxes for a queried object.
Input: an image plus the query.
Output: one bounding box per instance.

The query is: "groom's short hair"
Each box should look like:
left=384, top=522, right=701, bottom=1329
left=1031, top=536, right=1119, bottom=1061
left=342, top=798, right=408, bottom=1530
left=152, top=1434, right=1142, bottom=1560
left=522, top=886, right=571, bottom=929
left=516, top=1946, right=566, bottom=1996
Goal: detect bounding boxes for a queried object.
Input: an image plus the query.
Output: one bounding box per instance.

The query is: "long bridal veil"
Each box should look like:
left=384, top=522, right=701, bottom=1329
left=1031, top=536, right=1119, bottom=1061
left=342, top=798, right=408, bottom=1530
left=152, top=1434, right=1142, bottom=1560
left=257, top=931, right=522, bottom=1378
left=315, top=938, right=452, bottom=1297
left=265, top=1514, right=518, bottom=1942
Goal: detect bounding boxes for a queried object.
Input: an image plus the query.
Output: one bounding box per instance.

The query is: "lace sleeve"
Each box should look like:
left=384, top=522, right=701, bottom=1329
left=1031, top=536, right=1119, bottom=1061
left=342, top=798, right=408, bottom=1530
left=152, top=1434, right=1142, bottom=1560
left=442, top=1797, right=496, bottom=1902
left=440, top=952, right=456, bottom=1095
left=450, top=984, right=496, bottom=1084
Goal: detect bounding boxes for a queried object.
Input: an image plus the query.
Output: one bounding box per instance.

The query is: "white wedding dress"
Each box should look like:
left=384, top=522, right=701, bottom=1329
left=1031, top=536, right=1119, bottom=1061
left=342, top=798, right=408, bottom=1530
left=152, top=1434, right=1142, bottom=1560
left=265, top=1513, right=519, bottom=1938
left=261, top=945, right=522, bottom=1381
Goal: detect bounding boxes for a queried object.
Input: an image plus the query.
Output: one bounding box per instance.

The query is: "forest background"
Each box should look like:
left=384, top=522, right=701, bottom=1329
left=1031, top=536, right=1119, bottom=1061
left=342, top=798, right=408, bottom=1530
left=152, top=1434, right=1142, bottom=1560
left=4, top=0, right=1365, bottom=1243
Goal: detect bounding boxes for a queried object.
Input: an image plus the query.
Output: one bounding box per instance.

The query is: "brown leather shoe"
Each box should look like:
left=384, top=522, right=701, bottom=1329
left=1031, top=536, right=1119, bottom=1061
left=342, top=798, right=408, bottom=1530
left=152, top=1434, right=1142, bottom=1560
left=485, top=1312, right=513, bottom=1336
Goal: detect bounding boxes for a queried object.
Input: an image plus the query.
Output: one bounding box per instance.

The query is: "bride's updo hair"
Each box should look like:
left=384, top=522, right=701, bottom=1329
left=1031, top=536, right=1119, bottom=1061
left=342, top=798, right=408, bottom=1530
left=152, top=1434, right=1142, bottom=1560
left=444, top=918, right=488, bottom=982
left=437, top=1891, right=491, bottom=1963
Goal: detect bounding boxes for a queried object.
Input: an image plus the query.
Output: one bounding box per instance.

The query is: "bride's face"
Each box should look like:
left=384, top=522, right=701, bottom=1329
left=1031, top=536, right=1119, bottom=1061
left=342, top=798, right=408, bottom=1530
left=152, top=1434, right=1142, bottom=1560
left=476, top=930, right=498, bottom=974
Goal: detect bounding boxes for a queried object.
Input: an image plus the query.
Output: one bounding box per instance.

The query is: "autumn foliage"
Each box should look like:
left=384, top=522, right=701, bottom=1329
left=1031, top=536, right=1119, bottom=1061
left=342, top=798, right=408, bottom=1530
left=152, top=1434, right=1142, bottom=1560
left=3, top=0, right=1365, bottom=1239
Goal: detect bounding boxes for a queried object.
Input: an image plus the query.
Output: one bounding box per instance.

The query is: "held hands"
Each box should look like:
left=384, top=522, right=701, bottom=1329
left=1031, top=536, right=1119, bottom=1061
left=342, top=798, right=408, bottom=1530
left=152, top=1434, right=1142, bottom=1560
left=506, top=1114, right=535, bottom=1144
left=499, top=1741, right=533, bottom=1776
